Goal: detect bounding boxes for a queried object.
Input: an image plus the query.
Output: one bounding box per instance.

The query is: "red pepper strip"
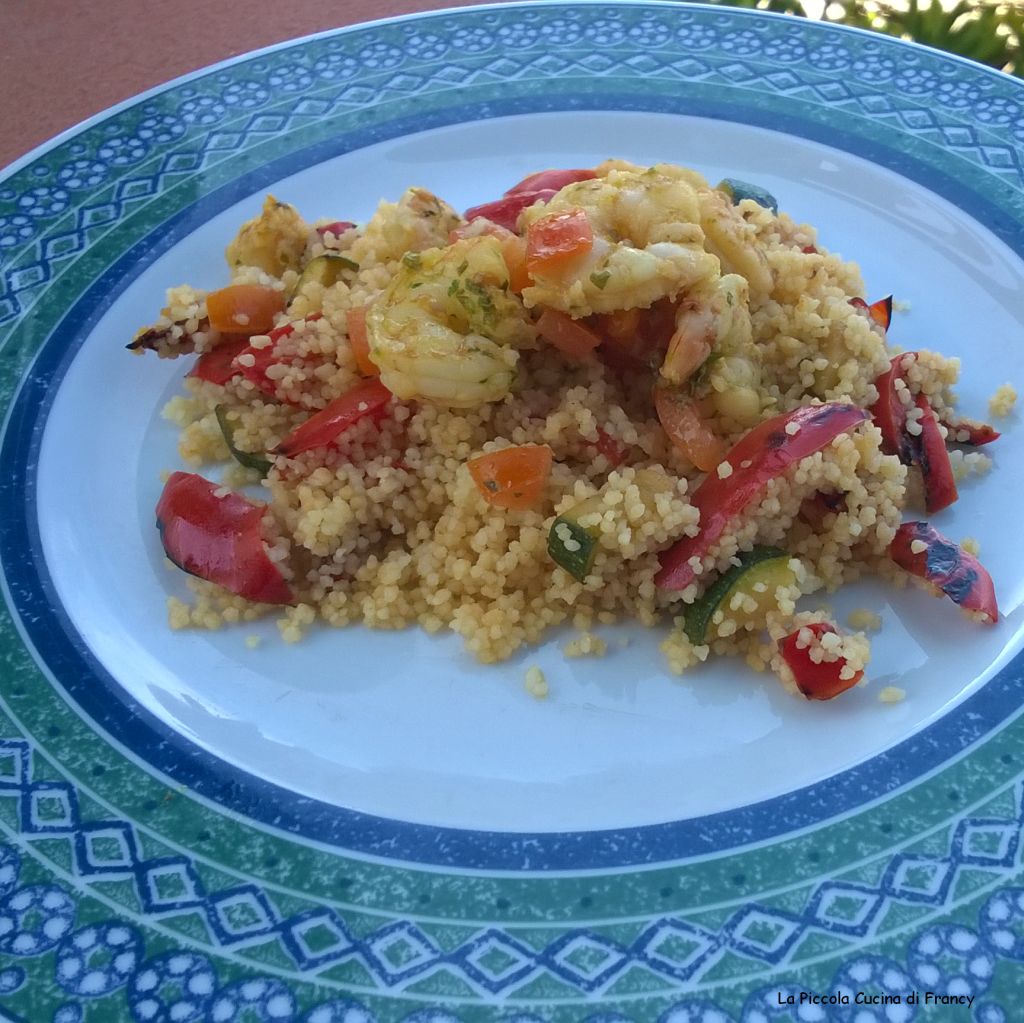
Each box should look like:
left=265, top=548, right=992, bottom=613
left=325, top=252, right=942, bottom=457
left=779, top=623, right=864, bottom=701
left=889, top=521, right=998, bottom=623
left=272, top=378, right=392, bottom=457
left=869, top=353, right=918, bottom=463
left=655, top=403, right=869, bottom=591
left=188, top=338, right=249, bottom=385
left=232, top=314, right=323, bottom=405
left=849, top=295, right=893, bottom=331
left=464, top=189, right=558, bottom=232
left=913, top=394, right=958, bottom=514
left=801, top=244, right=818, bottom=254
left=156, top=472, right=294, bottom=605
left=504, top=168, right=597, bottom=194
left=317, top=220, right=355, bottom=238
left=939, top=414, right=1000, bottom=446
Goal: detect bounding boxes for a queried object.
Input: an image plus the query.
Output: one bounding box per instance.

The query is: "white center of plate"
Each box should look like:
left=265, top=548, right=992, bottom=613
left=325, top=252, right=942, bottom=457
left=36, top=113, right=1024, bottom=833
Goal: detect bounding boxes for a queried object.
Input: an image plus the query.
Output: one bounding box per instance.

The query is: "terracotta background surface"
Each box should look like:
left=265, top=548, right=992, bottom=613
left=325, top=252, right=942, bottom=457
left=0, top=0, right=489, bottom=171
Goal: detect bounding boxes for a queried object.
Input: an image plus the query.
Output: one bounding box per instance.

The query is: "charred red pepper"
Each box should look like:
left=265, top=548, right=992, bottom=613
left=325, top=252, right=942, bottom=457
left=272, top=378, right=392, bottom=457
left=317, top=220, right=355, bottom=239
left=156, top=472, right=294, bottom=605
left=464, top=190, right=558, bottom=232
left=889, top=521, right=998, bottom=623
left=869, top=352, right=917, bottom=462
left=655, top=403, right=869, bottom=591
left=913, top=393, right=958, bottom=514
left=188, top=338, right=249, bottom=386
left=849, top=295, right=893, bottom=331
left=504, top=168, right=597, bottom=194
left=939, top=414, right=1000, bottom=446
left=779, top=622, right=864, bottom=700
left=232, top=314, right=323, bottom=405
left=593, top=428, right=629, bottom=468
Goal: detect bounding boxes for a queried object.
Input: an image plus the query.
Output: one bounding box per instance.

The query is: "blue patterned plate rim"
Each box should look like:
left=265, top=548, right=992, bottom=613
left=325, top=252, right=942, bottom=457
left=1, top=1, right=1024, bottom=874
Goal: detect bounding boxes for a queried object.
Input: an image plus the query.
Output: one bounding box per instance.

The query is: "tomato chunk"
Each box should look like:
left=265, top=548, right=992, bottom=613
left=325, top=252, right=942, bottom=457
left=156, top=472, right=294, bottom=605
left=272, top=378, right=393, bottom=457
left=654, top=387, right=726, bottom=473
left=536, top=307, right=602, bottom=360
left=206, top=284, right=284, bottom=336
left=656, top=403, right=869, bottom=591
left=779, top=623, right=864, bottom=701
left=467, top=444, right=553, bottom=510
left=232, top=315, right=323, bottom=405
left=346, top=306, right=378, bottom=377
left=526, top=208, right=593, bottom=276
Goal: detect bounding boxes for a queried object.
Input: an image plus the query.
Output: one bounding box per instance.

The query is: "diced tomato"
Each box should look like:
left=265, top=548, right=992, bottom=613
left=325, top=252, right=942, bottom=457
left=504, top=168, right=597, bottom=194
left=801, top=244, right=818, bottom=254
left=889, top=521, right=998, bottom=623
left=467, top=444, right=553, bottom=510
left=188, top=338, right=249, bottom=386
left=914, top=393, right=958, bottom=514
left=654, top=387, right=726, bottom=473
left=317, top=220, right=355, bottom=239
left=536, top=307, right=602, bottom=360
left=779, top=623, right=864, bottom=700
left=272, top=378, right=393, bottom=457
left=593, top=428, right=629, bottom=468
left=592, top=299, right=678, bottom=374
left=656, top=403, right=869, bottom=591
left=464, top=189, right=557, bottom=232
left=206, top=284, right=284, bottom=336
left=525, top=208, right=593, bottom=276
left=447, top=221, right=530, bottom=293
left=156, top=472, right=294, bottom=605
left=346, top=305, right=378, bottom=377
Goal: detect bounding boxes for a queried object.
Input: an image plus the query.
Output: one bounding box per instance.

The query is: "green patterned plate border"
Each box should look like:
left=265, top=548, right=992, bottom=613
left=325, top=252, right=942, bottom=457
left=2, top=3, right=1024, bottom=1020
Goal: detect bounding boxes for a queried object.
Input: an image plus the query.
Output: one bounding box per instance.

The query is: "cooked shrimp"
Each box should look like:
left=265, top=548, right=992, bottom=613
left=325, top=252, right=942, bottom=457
left=697, top=187, right=773, bottom=297
left=365, top=236, right=536, bottom=408
left=225, top=196, right=309, bottom=277
left=519, top=165, right=720, bottom=317
left=662, top=274, right=765, bottom=427
left=350, top=187, right=461, bottom=266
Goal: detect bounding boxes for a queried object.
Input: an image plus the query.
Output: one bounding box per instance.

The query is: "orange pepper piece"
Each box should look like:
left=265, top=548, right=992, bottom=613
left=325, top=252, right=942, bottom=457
left=525, top=208, right=593, bottom=276
left=468, top=444, right=553, bottom=510
left=206, top=284, right=284, bottom=336
left=346, top=305, right=379, bottom=377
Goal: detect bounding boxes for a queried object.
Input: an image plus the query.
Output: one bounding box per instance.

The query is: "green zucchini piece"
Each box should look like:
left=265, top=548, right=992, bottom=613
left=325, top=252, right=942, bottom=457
left=683, top=545, right=792, bottom=644
left=287, top=252, right=359, bottom=303
left=717, top=177, right=779, bottom=215
left=215, top=405, right=273, bottom=477
left=548, top=470, right=676, bottom=582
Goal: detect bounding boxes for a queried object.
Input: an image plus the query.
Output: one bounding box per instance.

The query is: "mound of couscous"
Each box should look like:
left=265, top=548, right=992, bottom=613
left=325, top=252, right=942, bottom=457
left=131, top=160, right=1001, bottom=701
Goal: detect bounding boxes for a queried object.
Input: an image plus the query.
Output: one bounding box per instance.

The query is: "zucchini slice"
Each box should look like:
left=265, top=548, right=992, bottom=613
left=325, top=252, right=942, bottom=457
left=717, top=177, right=779, bottom=215
left=287, top=252, right=359, bottom=304
left=683, top=545, right=794, bottom=644
left=215, top=404, right=273, bottom=477
left=548, top=469, right=675, bottom=581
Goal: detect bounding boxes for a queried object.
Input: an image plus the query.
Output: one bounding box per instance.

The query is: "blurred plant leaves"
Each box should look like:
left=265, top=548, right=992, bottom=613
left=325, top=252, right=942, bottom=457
left=704, top=0, right=1024, bottom=77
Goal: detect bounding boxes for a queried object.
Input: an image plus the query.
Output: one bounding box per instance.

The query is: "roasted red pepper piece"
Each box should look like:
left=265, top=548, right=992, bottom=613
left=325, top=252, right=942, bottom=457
left=464, top=189, right=558, bottom=232
left=889, top=521, right=998, bottom=623
left=156, top=472, right=294, bottom=604
left=504, top=168, right=597, bottom=194
left=849, top=295, right=893, bottom=331
left=913, top=393, right=958, bottom=514
left=317, top=220, right=355, bottom=239
left=188, top=338, right=249, bottom=386
left=232, top=314, right=323, bottom=405
left=594, top=428, right=629, bottom=468
left=939, top=414, right=1000, bottom=446
left=779, top=622, right=864, bottom=700
left=272, top=378, right=392, bottom=457
left=655, top=403, right=869, bottom=591
left=870, top=353, right=917, bottom=463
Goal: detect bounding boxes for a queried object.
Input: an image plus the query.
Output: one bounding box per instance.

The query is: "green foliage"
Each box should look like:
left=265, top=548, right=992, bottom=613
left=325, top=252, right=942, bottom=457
left=703, top=0, right=1024, bottom=77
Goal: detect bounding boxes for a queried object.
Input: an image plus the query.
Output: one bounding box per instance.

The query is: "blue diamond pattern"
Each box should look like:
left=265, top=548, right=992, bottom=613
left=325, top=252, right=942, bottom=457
left=74, top=822, right=138, bottom=874
left=362, top=922, right=441, bottom=984
left=806, top=882, right=885, bottom=935
left=881, top=855, right=956, bottom=905
left=278, top=908, right=356, bottom=970
left=725, top=906, right=803, bottom=963
left=632, top=919, right=720, bottom=982
left=138, top=857, right=206, bottom=913
left=541, top=931, right=629, bottom=993
left=453, top=929, right=537, bottom=993
left=22, top=783, right=78, bottom=833
left=207, top=885, right=279, bottom=944
left=953, top=818, right=1020, bottom=868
